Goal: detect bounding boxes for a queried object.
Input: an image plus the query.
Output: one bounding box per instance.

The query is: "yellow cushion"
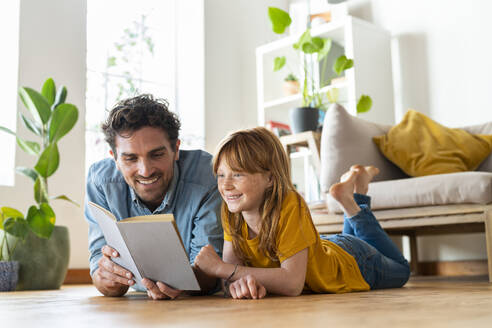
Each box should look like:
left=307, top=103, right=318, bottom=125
left=373, top=110, right=492, bottom=177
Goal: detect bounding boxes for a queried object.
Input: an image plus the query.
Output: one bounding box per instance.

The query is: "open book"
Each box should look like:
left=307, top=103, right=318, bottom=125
left=88, top=202, right=201, bottom=291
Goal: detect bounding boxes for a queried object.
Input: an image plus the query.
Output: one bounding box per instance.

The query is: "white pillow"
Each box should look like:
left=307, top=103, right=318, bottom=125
left=319, top=103, right=407, bottom=194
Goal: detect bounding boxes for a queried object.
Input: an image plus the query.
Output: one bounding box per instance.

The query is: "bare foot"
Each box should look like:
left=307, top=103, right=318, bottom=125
left=349, top=165, right=380, bottom=195
left=329, top=171, right=360, bottom=217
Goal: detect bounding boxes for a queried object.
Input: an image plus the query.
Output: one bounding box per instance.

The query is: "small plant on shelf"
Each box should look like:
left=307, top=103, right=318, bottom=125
left=283, top=73, right=300, bottom=96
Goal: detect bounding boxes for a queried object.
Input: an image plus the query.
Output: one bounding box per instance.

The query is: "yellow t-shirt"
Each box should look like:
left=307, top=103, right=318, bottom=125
left=223, top=191, right=370, bottom=293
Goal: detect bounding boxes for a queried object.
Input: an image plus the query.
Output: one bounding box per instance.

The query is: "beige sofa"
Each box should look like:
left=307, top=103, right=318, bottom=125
left=313, top=104, right=492, bottom=281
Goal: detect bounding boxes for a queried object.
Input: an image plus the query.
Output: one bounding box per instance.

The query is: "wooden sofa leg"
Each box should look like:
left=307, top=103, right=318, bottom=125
left=484, top=210, right=492, bottom=283
left=408, top=232, right=419, bottom=275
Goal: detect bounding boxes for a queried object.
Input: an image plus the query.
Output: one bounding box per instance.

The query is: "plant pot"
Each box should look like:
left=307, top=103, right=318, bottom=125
left=0, top=261, right=19, bottom=291
left=289, top=107, right=319, bottom=133
left=4, top=226, right=70, bottom=290
left=283, top=80, right=300, bottom=96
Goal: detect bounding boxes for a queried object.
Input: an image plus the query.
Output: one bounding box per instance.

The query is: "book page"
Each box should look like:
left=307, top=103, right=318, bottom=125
left=87, top=202, right=144, bottom=287
left=117, top=220, right=200, bottom=291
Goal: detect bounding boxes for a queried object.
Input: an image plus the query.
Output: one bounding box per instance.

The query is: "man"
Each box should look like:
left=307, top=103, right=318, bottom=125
left=85, top=94, right=223, bottom=299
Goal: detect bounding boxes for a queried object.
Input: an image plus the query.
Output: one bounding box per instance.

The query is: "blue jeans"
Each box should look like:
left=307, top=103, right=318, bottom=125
left=321, top=194, right=410, bottom=289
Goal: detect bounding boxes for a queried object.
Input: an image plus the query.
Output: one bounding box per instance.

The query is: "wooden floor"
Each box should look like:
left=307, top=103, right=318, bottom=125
left=1, top=276, right=492, bottom=327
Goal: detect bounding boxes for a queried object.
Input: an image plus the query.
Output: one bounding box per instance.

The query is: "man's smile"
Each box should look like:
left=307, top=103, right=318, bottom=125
left=136, top=175, right=161, bottom=186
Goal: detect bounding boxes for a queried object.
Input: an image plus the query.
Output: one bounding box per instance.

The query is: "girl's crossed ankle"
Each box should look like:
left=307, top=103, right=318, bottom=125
left=330, top=165, right=380, bottom=217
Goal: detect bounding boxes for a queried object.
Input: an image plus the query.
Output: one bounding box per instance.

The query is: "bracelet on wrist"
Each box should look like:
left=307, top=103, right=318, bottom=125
left=222, top=264, right=239, bottom=298
left=225, top=263, right=238, bottom=284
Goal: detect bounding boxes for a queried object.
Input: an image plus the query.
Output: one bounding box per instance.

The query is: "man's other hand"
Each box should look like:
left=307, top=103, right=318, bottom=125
left=92, top=245, right=134, bottom=297
left=142, top=278, right=182, bottom=300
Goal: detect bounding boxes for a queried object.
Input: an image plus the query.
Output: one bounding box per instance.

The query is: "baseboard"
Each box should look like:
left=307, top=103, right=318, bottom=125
left=416, top=260, right=488, bottom=276
left=64, top=269, right=92, bottom=284
left=62, top=260, right=488, bottom=284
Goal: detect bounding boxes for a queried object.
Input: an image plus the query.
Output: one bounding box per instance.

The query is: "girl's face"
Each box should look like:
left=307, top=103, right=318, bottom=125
left=217, top=160, right=271, bottom=218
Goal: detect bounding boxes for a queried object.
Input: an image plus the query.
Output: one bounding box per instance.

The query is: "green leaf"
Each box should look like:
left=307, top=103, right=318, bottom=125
left=273, top=56, right=286, bottom=72
left=35, top=143, right=59, bottom=178
left=344, top=59, right=354, bottom=70
left=16, top=137, right=40, bottom=155
left=51, top=195, right=80, bottom=207
left=333, top=55, right=354, bottom=76
left=326, top=88, right=340, bottom=103
left=41, top=78, right=56, bottom=106
left=1, top=207, right=24, bottom=220
left=333, top=55, right=347, bottom=76
left=302, top=42, right=318, bottom=54
left=19, top=112, right=42, bottom=136
left=318, top=39, right=332, bottom=62
left=357, top=95, right=373, bottom=113
left=19, top=87, right=52, bottom=125
left=293, top=30, right=311, bottom=50
left=311, top=37, right=324, bottom=51
left=107, top=56, right=117, bottom=67
left=26, top=204, right=55, bottom=239
left=4, top=217, right=29, bottom=239
left=34, top=177, right=49, bottom=204
left=53, top=86, right=67, bottom=109
left=0, top=126, right=16, bottom=136
left=15, top=166, right=39, bottom=182
left=48, top=103, right=78, bottom=143
left=268, top=7, right=291, bottom=34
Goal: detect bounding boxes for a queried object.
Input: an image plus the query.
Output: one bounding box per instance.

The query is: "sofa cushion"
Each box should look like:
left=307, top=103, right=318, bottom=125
left=319, top=104, right=407, bottom=193
left=462, top=121, right=492, bottom=172
left=326, top=171, right=492, bottom=213
left=373, top=110, right=492, bottom=177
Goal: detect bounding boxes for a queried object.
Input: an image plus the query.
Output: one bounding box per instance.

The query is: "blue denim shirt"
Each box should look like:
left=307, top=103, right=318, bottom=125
left=84, top=149, right=223, bottom=284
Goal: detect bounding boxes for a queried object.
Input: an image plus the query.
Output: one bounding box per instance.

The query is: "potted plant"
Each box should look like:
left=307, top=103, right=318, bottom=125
left=0, top=209, right=22, bottom=291
left=282, top=73, right=300, bottom=96
left=268, top=6, right=372, bottom=132
left=0, top=78, right=78, bottom=290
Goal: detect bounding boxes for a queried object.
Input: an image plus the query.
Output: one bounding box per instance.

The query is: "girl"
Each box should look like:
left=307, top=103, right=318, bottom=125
left=194, top=127, right=410, bottom=299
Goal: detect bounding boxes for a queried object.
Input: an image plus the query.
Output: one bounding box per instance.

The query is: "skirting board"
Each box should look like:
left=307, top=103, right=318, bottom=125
left=416, top=260, right=488, bottom=276
left=64, top=269, right=92, bottom=284
left=62, top=260, right=489, bottom=284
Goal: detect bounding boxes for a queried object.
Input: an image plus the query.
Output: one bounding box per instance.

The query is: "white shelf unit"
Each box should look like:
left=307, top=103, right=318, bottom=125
left=256, top=16, right=395, bottom=202
left=256, top=16, right=395, bottom=127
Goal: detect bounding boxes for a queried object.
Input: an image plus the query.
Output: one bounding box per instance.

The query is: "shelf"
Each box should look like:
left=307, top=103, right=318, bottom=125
left=290, top=148, right=312, bottom=159
left=262, top=82, right=349, bottom=110
left=256, top=18, right=347, bottom=56
left=279, top=131, right=321, bottom=175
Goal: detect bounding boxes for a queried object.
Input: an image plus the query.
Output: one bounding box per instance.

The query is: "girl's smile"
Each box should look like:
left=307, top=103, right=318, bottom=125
left=217, top=161, right=271, bottom=220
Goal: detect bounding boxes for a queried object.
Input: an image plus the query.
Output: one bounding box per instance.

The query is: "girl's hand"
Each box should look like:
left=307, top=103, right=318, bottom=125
left=229, top=275, right=267, bottom=299
left=194, top=244, right=224, bottom=277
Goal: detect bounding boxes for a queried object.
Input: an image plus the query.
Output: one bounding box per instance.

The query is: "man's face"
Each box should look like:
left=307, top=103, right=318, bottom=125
left=111, top=126, right=180, bottom=210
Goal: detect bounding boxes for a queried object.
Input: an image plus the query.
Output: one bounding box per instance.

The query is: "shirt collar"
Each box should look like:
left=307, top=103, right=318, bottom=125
left=130, top=161, right=180, bottom=213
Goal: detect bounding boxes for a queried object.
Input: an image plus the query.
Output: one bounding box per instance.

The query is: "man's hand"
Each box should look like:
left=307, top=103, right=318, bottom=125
left=92, top=245, right=134, bottom=297
left=228, top=275, right=267, bottom=300
left=142, top=278, right=182, bottom=300
left=194, top=244, right=224, bottom=277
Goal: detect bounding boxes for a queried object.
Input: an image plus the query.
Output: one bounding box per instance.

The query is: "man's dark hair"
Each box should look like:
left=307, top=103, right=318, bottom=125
left=102, top=94, right=181, bottom=157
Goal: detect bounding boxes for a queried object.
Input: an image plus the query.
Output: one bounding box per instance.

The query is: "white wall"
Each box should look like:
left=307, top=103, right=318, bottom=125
left=0, top=1, right=20, bottom=186
left=0, top=0, right=88, bottom=268
left=348, top=0, right=492, bottom=262
left=350, top=0, right=492, bottom=125
left=204, top=0, right=288, bottom=152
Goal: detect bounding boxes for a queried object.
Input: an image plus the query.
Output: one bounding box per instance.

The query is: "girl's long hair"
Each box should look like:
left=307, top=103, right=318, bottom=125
left=213, top=127, right=296, bottom=263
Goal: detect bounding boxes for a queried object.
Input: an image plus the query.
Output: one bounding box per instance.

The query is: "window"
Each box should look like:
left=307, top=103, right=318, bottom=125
left=86, top=0, right=204, bottom=172
left=0, top=0, right=20, bottom=186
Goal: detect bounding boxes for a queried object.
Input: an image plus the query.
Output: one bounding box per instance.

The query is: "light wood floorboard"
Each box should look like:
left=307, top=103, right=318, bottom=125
left=1, top=276, right=492, bottom=327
